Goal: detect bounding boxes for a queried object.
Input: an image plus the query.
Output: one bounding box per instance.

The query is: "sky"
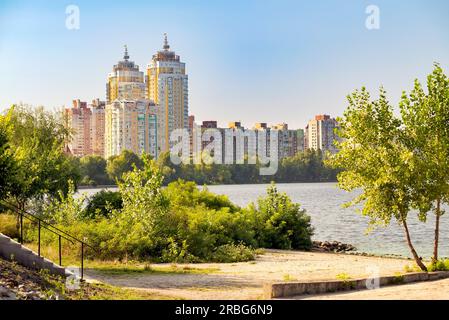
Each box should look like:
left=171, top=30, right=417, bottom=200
left=0, top=0, right=448, bottom=129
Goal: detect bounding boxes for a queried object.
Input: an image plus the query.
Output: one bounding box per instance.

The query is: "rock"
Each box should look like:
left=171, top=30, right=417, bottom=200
left=312, top=240, right=357, bottom=253
left=0, top=286, right=17, bottom=300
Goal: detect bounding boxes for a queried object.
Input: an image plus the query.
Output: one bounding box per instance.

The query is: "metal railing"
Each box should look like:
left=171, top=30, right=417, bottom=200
left=1, top=201, right=96, bottom=280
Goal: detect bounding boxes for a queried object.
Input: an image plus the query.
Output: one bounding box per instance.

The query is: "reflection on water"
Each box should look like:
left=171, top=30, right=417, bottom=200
left=79, top=183, right=449, bottom=258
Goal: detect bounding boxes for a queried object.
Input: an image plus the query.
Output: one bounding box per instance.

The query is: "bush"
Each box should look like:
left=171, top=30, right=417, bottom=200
left=209, top=244, right=255, bottom=263
left=428, top=259, right=449, bottom=272
left=26, top=159, right=313, bottom=263
left=246, top=183, right=314, bottom=250
left=0, top=213, right=19, bottom=238
left=164, top=180, right=240, bottom=213
left=83, top=191, right=123, bottom=219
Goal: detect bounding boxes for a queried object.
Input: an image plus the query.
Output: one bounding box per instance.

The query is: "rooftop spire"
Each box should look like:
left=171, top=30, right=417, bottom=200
left=123, top=45, right=129, bottom=61
left=163, top=33, right=170, bottom=51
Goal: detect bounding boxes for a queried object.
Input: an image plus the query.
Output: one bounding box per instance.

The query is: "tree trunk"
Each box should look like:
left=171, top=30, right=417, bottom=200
left=402, top=218, right=427, bottom=271
left=433, top=198, right=441, bottom=264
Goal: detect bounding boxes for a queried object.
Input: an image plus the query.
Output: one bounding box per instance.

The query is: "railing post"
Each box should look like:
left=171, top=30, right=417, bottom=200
left=81, top=242, right=84, bottom=280
left=38, top=220, right=41, bottom=257
left=59, top=235, right=62, bottom=266
left=19, top=213, right=23, bottom=244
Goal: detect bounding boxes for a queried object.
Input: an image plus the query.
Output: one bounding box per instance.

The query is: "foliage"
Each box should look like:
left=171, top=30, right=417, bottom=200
left=106, top=150, right=144, bottom=183
left=209, top=243, right=255, bottom=263
left=327, top=85, right=429, bottom=270
left=83, top=190, right=123, bottom=219
left=42, top=180, right=86, bottom=225
left=0, top=214, right=32, bottom=239
left=79, top=149, right=338, bottom=186
left=79, top=155, right=111, bottom=186
left=399, top=63, right=449, bottom=262
left=427, top=259, right=449, bottom=272
left=246, top=183, right=314, bottom=250
left=0, top=121, right=17, bottom=200
left=1, top=105, right=81, bottom=210
left=164, top=179, right=239, bottom=212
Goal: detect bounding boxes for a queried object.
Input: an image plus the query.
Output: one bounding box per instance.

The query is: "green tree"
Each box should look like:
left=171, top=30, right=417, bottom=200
left=329, top=87, right=428, bottom=271
left=400, top=64, right=449, bottom=263
left=4, top=105, right=80, bottom=213
left=115, top=154, right=169, bottom=257
left=0, top=119, right=17, bottom=200
left=83, top=190, right=123, bottom=219
left=80, top=155, right=111, bottom=186
left=106, top=150, right=144, bottom=183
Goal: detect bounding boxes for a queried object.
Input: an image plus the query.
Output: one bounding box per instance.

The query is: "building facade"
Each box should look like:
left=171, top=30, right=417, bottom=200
left=106, top=46, right=146, bottom=104
left=146, top=34, right=188, bottom=153
left=104, top=100, right=158, bottom=159
left=305, top=114, right=338, bottom=153
left=89, top=99, right=106, bottom=157
left=65, top=99, right=92, bottom=157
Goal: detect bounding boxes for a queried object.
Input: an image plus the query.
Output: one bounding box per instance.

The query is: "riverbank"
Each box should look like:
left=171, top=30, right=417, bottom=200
left=84, top=249, right=413, bottom=300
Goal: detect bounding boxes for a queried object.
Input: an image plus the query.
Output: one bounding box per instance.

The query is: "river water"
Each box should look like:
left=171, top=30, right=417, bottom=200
left=79, top=183, right=449, bottom=258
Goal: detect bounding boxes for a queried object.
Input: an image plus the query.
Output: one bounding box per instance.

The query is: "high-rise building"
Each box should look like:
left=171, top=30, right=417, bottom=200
left=65, top=99, right=92, bottom=157
left=305, top=114, right=338, bottom=153
left=104, top=100, right=158, bottom=159
left=296, top=129, right=305, bottom=153
left=106, top=46, right=146, bottom=104
left=89, top=99, right=106, bottom=157
left=271, top=123, right=298, bottom=159
left=146, top=34, right=188, bottom=153
left=65, top=99, right=106, bottom=158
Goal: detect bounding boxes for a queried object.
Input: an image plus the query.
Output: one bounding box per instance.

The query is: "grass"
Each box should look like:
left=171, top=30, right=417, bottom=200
left=25, top=242, right=219, bottom=276
left=282, top=274, right=297, bottom=281
left=336, top=273, right=352, bottom=281
left=87, top=261, right=220, bottom=276
left=66, top=282, right=179, bottom=300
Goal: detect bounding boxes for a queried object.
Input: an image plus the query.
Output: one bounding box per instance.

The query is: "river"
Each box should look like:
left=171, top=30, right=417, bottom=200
left=78, top=183, right=449, bottom=258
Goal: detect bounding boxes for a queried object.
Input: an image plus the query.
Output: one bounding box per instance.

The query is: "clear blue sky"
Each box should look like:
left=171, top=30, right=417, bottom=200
left=1, top=0, right=448, bottom=128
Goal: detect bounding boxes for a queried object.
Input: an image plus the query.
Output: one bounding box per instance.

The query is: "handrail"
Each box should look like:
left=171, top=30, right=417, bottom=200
left=0, top=200, right=97, bottom=280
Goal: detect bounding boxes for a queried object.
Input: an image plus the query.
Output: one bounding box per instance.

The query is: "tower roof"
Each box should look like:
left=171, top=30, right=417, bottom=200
left=124, top=45, right=130, bottom=61
left=153, top=33, right=180, bottom=62
left=163, top=33, right=170, bottom=51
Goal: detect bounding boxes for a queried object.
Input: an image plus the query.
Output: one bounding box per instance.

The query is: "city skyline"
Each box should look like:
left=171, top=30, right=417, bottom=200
left=1, top=0, right=449, bottom=128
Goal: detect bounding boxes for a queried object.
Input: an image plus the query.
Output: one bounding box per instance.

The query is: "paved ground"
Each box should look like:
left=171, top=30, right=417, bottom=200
left=294, top=278, right=449, bottom=300
left=85, top=250, right=412, bottom=300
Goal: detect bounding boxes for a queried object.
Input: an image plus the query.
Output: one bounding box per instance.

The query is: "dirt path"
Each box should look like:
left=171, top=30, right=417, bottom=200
left=84, top=250, right=411, bottom=300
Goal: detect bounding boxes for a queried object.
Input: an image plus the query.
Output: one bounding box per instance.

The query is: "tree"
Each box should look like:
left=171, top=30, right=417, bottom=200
left=328, top=87, right=428, bottom=271
left=400, top=64, right=449, bottom=263
left=83, top=190, right=123, bottom=219
left=0, top=119, right=17, bottom=201
left=4, top=105, right=81, bottom=213
left=106, top=150, right=144, bottom=183
left=80, top=155, right=111, bottom=186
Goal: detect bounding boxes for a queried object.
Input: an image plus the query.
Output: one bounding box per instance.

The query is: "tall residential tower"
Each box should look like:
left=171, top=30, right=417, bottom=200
left=106, top=46, right=146, bottom=104
left=146, top=34, right=188, bottom=152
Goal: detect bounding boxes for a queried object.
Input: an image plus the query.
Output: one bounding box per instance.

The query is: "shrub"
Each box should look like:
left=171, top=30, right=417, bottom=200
left=246, top=183, right=314, bottom=250
left=164, top=180, right=239, bottom=213
left=83, top=191, right=123, bottom=219
left=0, top=213, right=19, bottom=238
left=428, top=259, right=449, bottom=272
left=208, top=244, right=255, bottom=263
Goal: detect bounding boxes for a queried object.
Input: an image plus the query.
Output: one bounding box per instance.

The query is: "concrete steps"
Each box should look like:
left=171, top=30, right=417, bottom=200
left=0, top=233, right=73, bottom=277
